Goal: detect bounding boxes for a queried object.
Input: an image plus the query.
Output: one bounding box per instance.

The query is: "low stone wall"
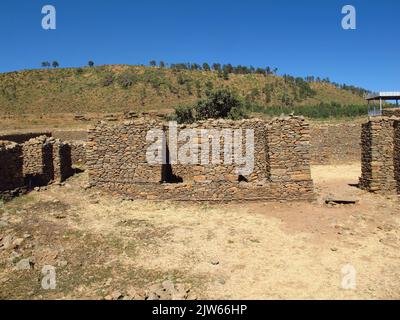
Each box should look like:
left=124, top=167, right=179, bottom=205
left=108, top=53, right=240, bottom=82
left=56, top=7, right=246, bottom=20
left=1, top=135, right=75, bottom=200
left=310, top=122, right=361, bottom=164
left=0, top=132, right=51, bottom=144
left=0, top=141, right=24, bottom=198
left=359, top=117, right=399, bottom=194
left=52, top=130, right=87, bottom=141
left=382, top=108, right=400, bottom=117
left=87, top=117, right=314, bottom=201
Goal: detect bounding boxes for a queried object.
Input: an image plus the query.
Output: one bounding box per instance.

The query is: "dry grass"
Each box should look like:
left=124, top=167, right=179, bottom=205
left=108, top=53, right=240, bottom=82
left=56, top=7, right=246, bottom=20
left=1, top=164, right=399, bottom=299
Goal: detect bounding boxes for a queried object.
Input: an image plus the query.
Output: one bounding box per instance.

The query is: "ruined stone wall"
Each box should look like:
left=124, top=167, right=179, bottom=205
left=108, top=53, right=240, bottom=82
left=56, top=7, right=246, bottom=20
left=0, top=136, right=74, bottom=199
left=310, top=122, right=361, bottom=164
left=87, top=117, right=314, bottom=201
left=382, top=108, right=400, bottom=118
left=87, top=120, right=164, bottom=186
left=22, top=136, right=54, bottom=185
left=170, top=119, right=268, bottom=183
left=22, top=136, right=73, bottom=186
left=0, top=141, right=24, bottom=197
left=359, top=117, right=398, bottom=194
left=70, top=141, right=87, bottom=165
left=394, top=121, right=400, bottom=193
left=52, top=141, right=74, bottom=183
left=0, top=132, right=51, bottom=144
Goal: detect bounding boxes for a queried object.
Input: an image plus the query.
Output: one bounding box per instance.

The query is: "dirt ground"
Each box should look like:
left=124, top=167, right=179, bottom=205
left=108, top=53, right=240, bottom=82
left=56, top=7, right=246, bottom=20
left=0, top=163, right=399, bottom=300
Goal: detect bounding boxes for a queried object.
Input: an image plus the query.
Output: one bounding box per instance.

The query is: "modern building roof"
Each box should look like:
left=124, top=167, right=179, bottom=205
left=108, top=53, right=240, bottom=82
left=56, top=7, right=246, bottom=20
left=366, top=92, right=400, bottom=101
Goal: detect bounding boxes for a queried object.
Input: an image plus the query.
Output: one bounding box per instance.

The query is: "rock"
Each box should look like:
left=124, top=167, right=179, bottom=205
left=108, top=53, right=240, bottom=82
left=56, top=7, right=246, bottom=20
left=330, top=247, right=338, bottom=252
left=111, top=291, right=123, bottom=300
left=57, top=260, right=68, bottom=267
left=15, top=257, right=34, bottom=270
left=146, top=292, right=160, bottom=300
left=9, top=251, right=21, bottom=263
left=1, top=234, right=13, bottom=250
left=12, top=238, right=24, bottom=248
left=210, top=259, right=219, bottom=265
left=162, top=280, right=175, bottom=292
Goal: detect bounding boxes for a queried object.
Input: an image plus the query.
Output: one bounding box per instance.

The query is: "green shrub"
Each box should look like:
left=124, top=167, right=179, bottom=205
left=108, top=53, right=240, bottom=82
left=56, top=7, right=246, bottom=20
left=174, top=105, right=195, bottom=123
left=173, top=89, right=248, bottom=123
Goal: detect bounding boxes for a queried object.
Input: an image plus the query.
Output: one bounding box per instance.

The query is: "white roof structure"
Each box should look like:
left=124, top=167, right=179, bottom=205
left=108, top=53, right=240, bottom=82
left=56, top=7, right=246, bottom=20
left=366, top=92, right=400, bottom=116
left=366, top=92, right=400, bottom=101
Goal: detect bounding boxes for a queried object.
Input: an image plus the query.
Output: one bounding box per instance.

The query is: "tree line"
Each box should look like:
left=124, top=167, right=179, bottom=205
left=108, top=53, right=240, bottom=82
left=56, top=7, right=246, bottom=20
left=148, top=60, right=278, bottom=77
left=40, top=60, right=95, bottom=68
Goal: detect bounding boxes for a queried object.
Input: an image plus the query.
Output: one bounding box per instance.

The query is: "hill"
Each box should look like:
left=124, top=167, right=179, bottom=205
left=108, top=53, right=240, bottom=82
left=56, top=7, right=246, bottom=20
left=0, top=65, right=367, bottom=115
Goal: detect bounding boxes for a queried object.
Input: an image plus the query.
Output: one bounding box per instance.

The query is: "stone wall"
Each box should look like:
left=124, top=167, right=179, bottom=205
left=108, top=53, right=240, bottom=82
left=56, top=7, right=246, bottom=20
left=52, top=141, right=74, bottom=183
left=0, top=141, right=24, bottom=198
left=70, top=141, right=87, bottom=165
left=0, top=136, right=75, bottom=199
left=359, top=117, right=399, bottom=194
left=382, top=108, right=400, bottom=118
left=22, top=136, right=73, bottom=186
left=0, top=132, right=51, bottom=144
left=87, top=117, right=314, bottom=201
left=310, top=122, right=361, bottom=164
left=394, top=122, right=400, bottom=193
left=22, top=136, right=54, bottom=186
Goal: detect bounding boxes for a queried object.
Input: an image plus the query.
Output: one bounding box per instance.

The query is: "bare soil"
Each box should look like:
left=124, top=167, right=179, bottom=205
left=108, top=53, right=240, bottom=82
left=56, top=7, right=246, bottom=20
left=0, top=163, right=399, bottom=300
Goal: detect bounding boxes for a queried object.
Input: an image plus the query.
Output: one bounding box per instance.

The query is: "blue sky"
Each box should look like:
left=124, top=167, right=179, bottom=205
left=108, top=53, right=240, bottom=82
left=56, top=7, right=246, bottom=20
left=0, top=0, right=398, bottom=92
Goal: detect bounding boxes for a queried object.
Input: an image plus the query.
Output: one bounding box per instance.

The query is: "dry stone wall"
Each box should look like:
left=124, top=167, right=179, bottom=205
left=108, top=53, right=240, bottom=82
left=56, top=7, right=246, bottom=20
left=0, top=132, right=51, bottom=144
left=87, top=116, right=314, bottom=201
left=359, top=117, right=399, bottom=194
left=394, top=122, right=400, bottom=193
left=52, top=141, right=74, bottom=183
left=0, top=141, right=24, bottom=198
left=22, top=136, right=54, bottom=186
left=69, top=140, right=87, bottom=165
left=0, top=136, right=74, bottom=199
left=310, top=122, right=361, bottom=164
left=382, top=108, right=400, bottom=118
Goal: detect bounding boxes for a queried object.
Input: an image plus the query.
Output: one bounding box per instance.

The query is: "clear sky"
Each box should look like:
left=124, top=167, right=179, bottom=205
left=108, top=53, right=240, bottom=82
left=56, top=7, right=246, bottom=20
left=0, top=0, right=398, bottom=92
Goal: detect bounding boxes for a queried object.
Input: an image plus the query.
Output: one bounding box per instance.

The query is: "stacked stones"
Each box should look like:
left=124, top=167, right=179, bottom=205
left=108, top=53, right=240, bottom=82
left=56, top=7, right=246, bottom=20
left=22, top=136, right=54, bottom=185
left=394, top=121, right=400, bottom=193
left=87, top=119, right=164, bottom=186
left=310, top=123, right=361, bottom=164
left=51, top=140, right=74, bottom=183
left=0, top=141, right=24, bottom=198
left=86, top=116, right=315, bottom=202
left=266, top=116, right=313, bottom=195
left=382, top=108, right=400, bottom=117
left=0, top=132, right=51, bottom=144
left=0, top=136, right=74, bottom=199
left=69, top=141, right=87, bottom=165
left=359, top=116, right=399, bottom=194
left=170, top=119, right=268, bottom=184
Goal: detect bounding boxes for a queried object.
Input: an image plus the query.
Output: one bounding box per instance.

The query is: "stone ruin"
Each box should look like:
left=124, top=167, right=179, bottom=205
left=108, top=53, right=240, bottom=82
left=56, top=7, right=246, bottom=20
left=359, top=116, right=400, bottom=194
left=0, top=141, right=24, bottom=198
left=86, top=116, right=315, bottom=201
left=0, top=136, right=74, bottom=200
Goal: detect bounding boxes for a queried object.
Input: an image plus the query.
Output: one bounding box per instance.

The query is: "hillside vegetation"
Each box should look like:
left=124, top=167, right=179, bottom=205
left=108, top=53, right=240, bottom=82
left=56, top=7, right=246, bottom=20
left=0, top=64, right=367, bottom=115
